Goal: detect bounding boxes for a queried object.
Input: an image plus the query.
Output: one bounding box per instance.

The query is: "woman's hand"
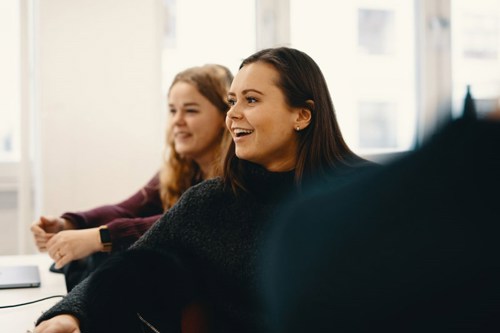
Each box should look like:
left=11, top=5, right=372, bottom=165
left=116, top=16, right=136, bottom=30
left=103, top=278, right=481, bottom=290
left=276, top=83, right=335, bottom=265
left=47, top=228, right=103, bottom=269
left=30, top=216, right=69, bottom=252
left=33, top=314, right=80, bottom=333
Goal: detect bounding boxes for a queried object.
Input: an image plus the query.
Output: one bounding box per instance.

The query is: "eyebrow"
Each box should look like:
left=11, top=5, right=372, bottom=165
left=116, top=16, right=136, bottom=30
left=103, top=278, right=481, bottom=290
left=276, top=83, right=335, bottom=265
left=227, top=88, right=264, bottom=97
left=168, top=102, right=200, bottom=107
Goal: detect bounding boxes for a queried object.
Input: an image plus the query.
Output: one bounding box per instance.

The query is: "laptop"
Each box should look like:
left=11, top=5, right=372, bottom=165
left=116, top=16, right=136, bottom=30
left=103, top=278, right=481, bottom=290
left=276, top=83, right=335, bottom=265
left=0, top=265, right=41, bottom=289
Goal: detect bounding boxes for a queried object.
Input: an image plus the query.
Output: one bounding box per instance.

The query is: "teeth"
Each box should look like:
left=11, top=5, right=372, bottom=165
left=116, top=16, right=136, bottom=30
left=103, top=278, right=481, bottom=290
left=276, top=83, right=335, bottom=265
left=234, top=128, right=253, bottom=136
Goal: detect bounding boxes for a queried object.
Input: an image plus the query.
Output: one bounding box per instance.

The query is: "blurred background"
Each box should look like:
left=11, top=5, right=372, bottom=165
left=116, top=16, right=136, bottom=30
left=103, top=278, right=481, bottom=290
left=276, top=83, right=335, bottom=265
left=1, top=0, right=499, bottom=254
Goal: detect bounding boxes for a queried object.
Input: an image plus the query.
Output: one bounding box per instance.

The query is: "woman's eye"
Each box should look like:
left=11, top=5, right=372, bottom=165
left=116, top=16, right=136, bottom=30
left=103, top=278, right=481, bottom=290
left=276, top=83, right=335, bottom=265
left=227, top=98, right=236, bottom=106
left=186, top=109, right=198, bottom=113
left=246, top=96, right=257, bottom=103
left=169, top=108, right=176, bottom=114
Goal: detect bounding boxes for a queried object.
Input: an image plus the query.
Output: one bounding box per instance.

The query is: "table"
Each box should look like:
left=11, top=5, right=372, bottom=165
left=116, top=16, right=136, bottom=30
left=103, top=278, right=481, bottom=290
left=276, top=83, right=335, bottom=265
left=0, top=254, right=66, bottom=332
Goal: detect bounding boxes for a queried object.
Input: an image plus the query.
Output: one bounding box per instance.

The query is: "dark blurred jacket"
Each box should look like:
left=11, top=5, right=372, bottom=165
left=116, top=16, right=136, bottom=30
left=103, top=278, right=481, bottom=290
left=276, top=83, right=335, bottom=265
left=263, top=119, right=500, bottom=333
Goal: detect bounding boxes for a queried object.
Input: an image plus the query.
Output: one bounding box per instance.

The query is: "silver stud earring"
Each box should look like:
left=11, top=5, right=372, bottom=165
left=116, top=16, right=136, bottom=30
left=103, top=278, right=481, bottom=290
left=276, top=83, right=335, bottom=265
left=296, top=126, right=300, bottom=131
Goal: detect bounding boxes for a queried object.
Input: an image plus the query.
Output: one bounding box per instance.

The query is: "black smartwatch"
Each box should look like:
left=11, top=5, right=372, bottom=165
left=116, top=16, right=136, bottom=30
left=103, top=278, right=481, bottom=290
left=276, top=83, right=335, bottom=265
left=99, top=226, right=112, bottom=252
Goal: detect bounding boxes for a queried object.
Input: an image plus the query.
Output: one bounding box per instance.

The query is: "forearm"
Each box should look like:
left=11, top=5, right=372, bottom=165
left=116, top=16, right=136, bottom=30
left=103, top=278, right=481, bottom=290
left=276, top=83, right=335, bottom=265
left=129, top=211, right=175, bottom=254
left=106, top=214, right=163, bottom=251
left=61, top=205, right=133, bottom=229
left=61, top=174, right=162, bottom=230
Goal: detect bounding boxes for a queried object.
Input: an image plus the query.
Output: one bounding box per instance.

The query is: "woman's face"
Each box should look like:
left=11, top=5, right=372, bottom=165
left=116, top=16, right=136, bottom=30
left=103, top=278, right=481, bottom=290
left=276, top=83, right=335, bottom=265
left=226, top=62, right=301, bottom=172
left=168, top=81, right=225, bottom=165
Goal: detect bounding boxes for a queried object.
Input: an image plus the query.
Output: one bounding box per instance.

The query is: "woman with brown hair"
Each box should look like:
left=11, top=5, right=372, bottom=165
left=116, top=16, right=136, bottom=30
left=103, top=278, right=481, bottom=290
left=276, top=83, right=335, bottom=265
left=33, top=47, right=373, bottom=333
left=30, top=64, right=233, bottom=289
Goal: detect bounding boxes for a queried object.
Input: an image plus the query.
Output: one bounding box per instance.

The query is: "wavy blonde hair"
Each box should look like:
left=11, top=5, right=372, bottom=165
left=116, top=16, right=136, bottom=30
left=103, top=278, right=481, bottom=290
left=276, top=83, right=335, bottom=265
left=160, top=64, right=233, bottom=209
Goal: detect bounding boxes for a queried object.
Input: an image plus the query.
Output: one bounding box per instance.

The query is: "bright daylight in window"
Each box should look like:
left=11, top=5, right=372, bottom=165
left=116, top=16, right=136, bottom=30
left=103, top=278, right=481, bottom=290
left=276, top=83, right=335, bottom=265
left=290, top=0, right=417, bottom=155
left=451, top=0, right=500, bottom=118
left=0, top=0, right=21, bottom=162
left=161, top=0, right=255, bottom=97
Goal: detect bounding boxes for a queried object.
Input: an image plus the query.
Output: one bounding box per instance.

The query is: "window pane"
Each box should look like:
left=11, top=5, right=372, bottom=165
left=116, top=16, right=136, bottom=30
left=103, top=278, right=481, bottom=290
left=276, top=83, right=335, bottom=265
left=358, top=101, right=398, bottom=148
left=0, top=0, right=21, bottom=162
left=0, top=0, right=21, bottom=254
left=451, top=0, right=500, bottom=118
left=290, top=0, right=417, bottom=155
left=358, top=9, right=396, bottom=55
left=161, top=0, right=256, bottom=93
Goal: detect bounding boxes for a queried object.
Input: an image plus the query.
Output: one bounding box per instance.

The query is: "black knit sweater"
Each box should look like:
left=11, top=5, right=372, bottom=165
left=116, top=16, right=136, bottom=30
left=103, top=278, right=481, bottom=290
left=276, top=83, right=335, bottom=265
left=37, top=162, right=296, bottom=333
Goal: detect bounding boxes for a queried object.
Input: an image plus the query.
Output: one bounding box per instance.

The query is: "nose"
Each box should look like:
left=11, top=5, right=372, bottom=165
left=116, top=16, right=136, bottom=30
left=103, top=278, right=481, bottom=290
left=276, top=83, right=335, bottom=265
left=226, top=104, right=243, bottom=120
left=172, top=110, right=185, bottom=125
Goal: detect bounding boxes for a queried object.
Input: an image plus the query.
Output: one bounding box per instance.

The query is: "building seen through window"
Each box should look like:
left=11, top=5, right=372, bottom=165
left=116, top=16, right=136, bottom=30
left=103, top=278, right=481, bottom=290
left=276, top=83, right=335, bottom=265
left=290, top=0, right=417, bottom=155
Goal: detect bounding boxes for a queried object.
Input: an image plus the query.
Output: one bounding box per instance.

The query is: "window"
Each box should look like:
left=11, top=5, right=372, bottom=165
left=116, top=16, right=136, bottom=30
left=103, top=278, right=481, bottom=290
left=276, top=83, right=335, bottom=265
left=451, top=0, right=500, bottom=118
left=6, top=0, right=497, bottom=255
left=358, top=8, right=396, bottom=55
left=0, top=0, right=21, bottom=254
left=161, top=0, right=256, bottom=95
left=0, top=0, right=21, bottom=162
left=0, top=0, right=36, bottom=254
left=289, top=0, right=417, bottom=155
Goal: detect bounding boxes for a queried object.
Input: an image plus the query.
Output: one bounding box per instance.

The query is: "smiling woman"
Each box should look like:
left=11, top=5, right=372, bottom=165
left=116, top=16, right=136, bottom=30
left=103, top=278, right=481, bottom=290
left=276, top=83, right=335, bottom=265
left=29, top=64, right=233, bottom=291
left=226, top=62, right=311, bottom=172
left=168, top=82, right=227, bottom=176
left=33, top=47, right=375, bottom=333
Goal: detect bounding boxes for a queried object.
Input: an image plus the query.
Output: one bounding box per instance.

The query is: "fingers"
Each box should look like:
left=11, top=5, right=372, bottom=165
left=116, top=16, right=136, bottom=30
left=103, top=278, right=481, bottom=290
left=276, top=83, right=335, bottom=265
left=47, top=233, right=73, bottom=268
left=35, top=216, right=54, bottom=231
left=47, top=238, right=60, bottom=259
left=33, top=314, right=81, bottom=333
left=33, top=237, right=49, bottom=251
left=54, top=250, right=70, bottom=269
left=31, top=216, right=62, bottom=252
left=31, top=221, right=55, bottom=252
left=30, top=223, right=44, bottom=235
left=48, top=245, right=69, bottom=269
left=39, top=215, right=65, bottom=233
left=46, top=229, right=99, bottom=269
left=31, top=220, right=47, bottom=240
left=40, top=215, right=56, bottom=226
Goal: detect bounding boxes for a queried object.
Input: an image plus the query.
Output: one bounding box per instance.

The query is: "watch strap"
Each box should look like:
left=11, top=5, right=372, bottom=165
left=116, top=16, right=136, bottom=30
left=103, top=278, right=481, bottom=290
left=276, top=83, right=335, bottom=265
left=99, top=226, right=112, bottom=252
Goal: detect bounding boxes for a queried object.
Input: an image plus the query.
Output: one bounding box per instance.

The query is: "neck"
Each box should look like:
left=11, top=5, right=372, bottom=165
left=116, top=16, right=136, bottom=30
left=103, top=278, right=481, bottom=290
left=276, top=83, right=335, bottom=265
left=243, top=161, right=296, bottom=204
left=262, top=156, right=297, bottom=172
left=195, top=153, right=216, bottom=180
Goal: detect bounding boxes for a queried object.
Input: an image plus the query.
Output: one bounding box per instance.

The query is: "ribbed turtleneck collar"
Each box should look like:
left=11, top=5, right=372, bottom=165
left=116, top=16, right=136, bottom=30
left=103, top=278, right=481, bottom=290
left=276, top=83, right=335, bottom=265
left=242, top=161, right=296, bottom=204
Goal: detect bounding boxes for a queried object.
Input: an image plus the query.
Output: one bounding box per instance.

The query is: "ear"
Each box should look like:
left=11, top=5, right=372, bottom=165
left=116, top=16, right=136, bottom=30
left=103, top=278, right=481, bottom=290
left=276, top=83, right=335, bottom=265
left=294, top=100, right=313, bottom=130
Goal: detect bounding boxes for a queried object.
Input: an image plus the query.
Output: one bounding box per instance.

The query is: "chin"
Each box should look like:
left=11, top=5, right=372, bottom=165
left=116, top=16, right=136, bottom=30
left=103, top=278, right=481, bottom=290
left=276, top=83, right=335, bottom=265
left=235, top=153, right=256, bottom=164
left=175, top=148, right=190, bottom=157
left=234, top=150, right=248, bottom=161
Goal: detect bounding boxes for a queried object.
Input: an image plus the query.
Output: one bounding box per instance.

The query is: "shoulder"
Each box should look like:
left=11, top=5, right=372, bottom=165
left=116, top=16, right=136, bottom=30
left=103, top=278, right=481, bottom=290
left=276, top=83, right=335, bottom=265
left=131, top=178, right=231, bottom=249
left=169, top=177, right=231, bottom=213
left=181, top=177, right=226, bottom=200
left=304, top=161, right=379, bottom=195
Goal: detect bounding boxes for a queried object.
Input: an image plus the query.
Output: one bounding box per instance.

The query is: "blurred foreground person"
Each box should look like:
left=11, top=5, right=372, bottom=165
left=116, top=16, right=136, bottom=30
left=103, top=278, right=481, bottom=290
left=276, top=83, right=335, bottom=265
left=262, top=118, right=500, bottom=333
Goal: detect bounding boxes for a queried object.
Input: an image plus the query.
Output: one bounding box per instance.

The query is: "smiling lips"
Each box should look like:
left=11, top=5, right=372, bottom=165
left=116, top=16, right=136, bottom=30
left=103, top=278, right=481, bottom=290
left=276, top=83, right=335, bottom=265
left=232, top=128, right=254, bottom=138
left=174, top=132, right=191, bottom=139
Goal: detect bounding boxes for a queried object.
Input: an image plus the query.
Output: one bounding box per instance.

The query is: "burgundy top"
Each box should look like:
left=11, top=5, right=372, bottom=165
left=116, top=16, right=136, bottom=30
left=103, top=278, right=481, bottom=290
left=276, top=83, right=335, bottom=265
left=61, top=174, right=164, bottom=251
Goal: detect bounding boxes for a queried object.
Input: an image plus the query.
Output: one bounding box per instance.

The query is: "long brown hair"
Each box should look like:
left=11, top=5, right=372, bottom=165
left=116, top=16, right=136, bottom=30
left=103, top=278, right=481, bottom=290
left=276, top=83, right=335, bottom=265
left=160, top=64, right=233, bottom=209
left=223, top=47, right=365, bottom=194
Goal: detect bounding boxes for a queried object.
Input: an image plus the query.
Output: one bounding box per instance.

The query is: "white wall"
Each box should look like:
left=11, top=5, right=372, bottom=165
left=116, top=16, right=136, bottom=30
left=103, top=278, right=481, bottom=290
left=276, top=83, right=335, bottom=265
left=38, top=0, right=164, bottom=219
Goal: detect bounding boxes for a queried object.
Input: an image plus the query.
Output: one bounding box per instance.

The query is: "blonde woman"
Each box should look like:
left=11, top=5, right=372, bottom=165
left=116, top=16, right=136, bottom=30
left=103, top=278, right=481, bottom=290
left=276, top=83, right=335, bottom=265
left=30, top=64, right=233, bottom=289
